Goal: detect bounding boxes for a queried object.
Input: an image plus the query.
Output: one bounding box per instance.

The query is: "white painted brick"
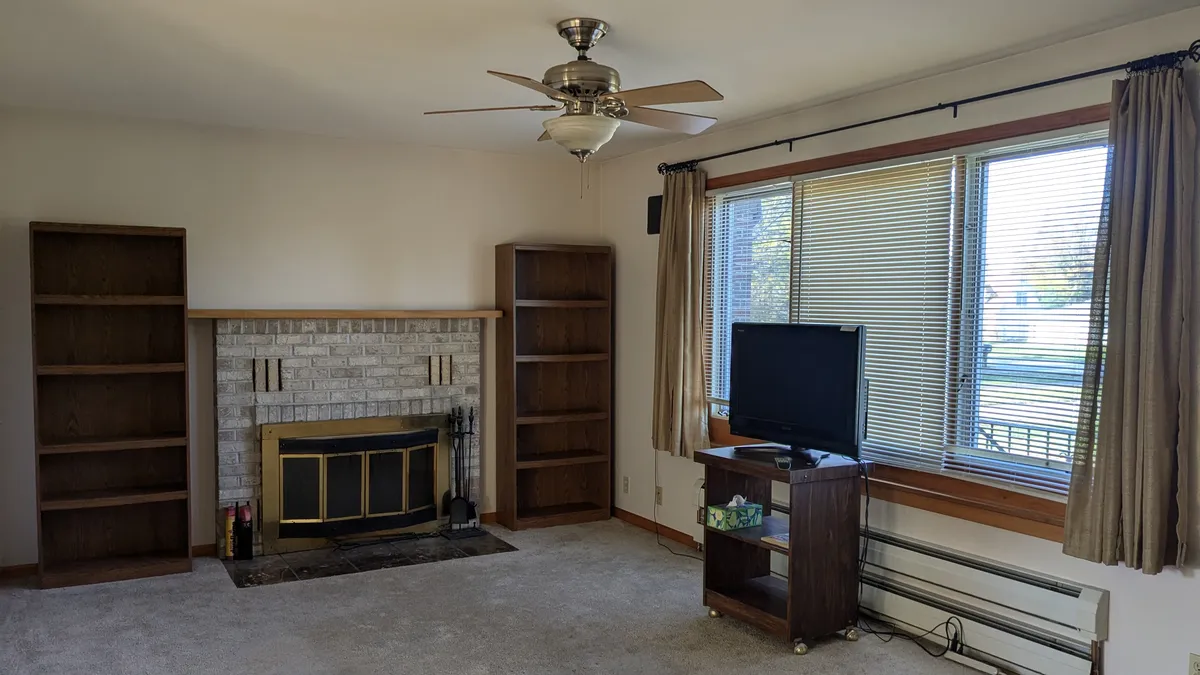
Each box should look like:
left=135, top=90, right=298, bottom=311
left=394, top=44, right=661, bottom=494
left=292, top=368, right=329, bottom=379
left=295, top=391, right=330, bottom=404
left=330, top=390, right=367, bottom=402
left=217, top=393, right=253, bottom=407
left=238, top=334, right=274, bottom=345
left=253, top=345, right=292, bottom=358
left=255, top=392, right=293, bottom=405
left=420, top=332, right=451, bottom=343
left=366, top=389, right=402, bottom=400
left=349, top=333, right=383, bottom=344
left=294, top=345, right=330, bottom=357
left=218, top=369, right=253, bottom=382
left=220, top=487, right=255, bottom=501
left=277, top=334, right=312, bottom=345
left=384, top=333, right=419, bottom=344
left=330, top=405, right=344, bottom=420
left=218, top=476, right=240, bottom=490
left=216, top=346, right=254, bottom=359
left=314, top=334, right=349, bottom=344
left=318, top=404, right=330, bottom=419
left=347, top=377, right=382, bottom=389
left=299, top=319, right=322, bottom=333
left=283, top=379, right=312, bottom=392
left=451, top=332, right=481, bottom=343
left=406, top=319, right=440, bottom=332
left=241, top=475, right=262, bottom=487
left=365, top=402, right=379, bottom=417
left=267, top=406, right=281, bottom=423
left=281, top=406, right=295, bottom=423
left=218, top=417, right=253, bottom=430
left=401, top=387, right=431, bottom=398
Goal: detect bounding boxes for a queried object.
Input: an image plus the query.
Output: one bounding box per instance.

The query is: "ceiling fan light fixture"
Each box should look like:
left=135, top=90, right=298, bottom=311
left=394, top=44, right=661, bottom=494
left=542, top=115, right=620, bottom=162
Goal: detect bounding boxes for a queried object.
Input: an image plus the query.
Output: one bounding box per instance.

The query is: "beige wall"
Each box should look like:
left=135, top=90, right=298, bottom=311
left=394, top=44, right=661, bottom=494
left=0, top=109, right=602, bottom=566
left=597, top=7, right=1200, bottom=674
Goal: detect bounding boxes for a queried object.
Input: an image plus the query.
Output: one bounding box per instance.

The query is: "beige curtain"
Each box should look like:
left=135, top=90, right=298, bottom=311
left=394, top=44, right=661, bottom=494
left=652, top=168, right=711, bottom=457
left=1064, top=69, right=1196, bottom=574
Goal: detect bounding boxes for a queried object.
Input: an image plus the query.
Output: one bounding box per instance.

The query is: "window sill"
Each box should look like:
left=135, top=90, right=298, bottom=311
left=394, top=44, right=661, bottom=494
left=708, top=416, right=1066, bottom=542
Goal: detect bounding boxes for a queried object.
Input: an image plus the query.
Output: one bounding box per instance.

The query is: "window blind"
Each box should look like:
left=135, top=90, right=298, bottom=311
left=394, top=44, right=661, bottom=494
left=791, top=158, right=955, bottom=471
left=705, top=184, right=793, bottom=402
left=945, top=132, right=1109, bottom=494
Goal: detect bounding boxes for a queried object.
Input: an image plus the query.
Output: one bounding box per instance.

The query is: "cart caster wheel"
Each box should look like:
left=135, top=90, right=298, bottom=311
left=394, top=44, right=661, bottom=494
left=844, top=627, right=860, bottom=642
left=793, top=642, right=809, bottom=656
left=708, top=609, right=723, bottom=619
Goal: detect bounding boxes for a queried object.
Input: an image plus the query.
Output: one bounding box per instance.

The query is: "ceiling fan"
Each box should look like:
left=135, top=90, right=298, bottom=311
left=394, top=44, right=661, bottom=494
left=425, top=18, right=723, bottom=162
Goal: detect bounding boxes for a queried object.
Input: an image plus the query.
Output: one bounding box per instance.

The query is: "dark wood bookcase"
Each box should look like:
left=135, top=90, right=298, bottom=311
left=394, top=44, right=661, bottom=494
left=29, top=222, right=191, bottom=588
left=495, top=244, right=613, bottom=530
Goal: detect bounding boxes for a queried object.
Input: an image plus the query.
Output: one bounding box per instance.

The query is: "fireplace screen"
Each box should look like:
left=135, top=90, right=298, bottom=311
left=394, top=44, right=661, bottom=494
left=277, top=428, right=438, bottom=538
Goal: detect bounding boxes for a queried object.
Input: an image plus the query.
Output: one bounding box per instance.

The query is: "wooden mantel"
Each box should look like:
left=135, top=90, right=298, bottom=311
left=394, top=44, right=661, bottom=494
left=188, top=308, right=502, bottom=319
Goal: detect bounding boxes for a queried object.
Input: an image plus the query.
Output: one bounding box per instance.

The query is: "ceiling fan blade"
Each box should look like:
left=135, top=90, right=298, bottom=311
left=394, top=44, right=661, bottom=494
left=623, top=107, right=717, bottom=134
left=538, top=130, right=551, bottom=142
left=487, top=71, right=576, bottom=102
left=425, top=104, right=562, bottom=115
left=602, top=80, right=722, bottom=108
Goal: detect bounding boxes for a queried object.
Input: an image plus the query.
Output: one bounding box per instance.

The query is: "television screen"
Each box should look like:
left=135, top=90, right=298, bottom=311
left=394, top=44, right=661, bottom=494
left=729, top=323, right=865, bottom=459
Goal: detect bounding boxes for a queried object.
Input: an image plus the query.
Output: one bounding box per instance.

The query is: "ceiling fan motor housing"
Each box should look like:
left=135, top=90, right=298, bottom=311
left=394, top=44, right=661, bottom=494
left=543, top=60, right=620, bottom=99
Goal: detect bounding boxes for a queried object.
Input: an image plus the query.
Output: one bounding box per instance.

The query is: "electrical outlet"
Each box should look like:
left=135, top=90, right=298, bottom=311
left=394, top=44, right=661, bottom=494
left=622, top=476, right=629, bottom=494
left=655, top=486, right=663, bottom=506
left=1189, top=653, right=1200, bottom=675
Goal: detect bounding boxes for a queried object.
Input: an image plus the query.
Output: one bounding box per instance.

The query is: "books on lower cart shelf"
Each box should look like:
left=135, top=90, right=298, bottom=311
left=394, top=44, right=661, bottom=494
left=761, top=532, right=789, bottom=549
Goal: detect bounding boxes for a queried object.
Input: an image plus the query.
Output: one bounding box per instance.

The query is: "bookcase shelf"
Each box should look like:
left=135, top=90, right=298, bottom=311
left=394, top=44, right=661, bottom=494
left=29, top=222, right=191, bottom=588
left=496, top=244, right=613, bottom=530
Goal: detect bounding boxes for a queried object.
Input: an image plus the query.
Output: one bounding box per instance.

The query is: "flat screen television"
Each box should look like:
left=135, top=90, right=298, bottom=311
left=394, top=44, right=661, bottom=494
left=729, top=322, right=866, bottom=460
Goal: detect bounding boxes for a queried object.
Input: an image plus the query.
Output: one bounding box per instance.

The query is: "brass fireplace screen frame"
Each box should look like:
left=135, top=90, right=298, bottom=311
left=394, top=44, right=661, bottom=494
left=261, top=415, right=451, bottom=554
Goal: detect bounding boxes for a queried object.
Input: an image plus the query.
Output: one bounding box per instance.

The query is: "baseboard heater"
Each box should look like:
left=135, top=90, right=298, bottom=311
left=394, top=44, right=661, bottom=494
left=750, top=503, right=1107, bottom=675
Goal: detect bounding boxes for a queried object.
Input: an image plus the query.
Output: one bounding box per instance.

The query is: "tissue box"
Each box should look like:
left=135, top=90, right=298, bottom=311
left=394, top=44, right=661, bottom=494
left=706, top=502, right=763, bottom=531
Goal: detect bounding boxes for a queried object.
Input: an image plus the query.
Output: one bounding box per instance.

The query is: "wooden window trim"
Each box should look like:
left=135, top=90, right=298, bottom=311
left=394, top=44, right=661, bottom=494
left=710, top=416, right=1065, bottom=541
left=705, top=104, right=1109, bottom=192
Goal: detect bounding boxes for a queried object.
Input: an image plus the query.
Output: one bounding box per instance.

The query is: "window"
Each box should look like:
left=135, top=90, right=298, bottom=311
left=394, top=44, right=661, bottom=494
left=705, top=131, right=1109, bottom=494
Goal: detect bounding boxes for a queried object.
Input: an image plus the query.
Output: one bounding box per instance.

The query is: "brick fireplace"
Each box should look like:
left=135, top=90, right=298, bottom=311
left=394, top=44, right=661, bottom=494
left=213, top=317, right=482, bottom=554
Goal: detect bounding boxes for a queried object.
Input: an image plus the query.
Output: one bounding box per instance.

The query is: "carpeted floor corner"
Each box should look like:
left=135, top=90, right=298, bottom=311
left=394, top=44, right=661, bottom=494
left=0, top=521, right=968, bottom=674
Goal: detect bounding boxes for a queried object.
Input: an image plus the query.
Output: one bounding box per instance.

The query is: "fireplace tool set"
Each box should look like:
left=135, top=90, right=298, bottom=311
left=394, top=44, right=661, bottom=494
left=444, top=406, right=484, bottom=539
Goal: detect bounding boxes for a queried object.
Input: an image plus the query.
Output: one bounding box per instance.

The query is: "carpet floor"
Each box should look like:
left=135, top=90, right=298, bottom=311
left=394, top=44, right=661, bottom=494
left=1, top=521, right=969, bottom=674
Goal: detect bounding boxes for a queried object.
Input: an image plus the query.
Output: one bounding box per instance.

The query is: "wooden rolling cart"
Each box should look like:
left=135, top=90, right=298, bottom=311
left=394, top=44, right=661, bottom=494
left=695, top=446, right=866, bottom=654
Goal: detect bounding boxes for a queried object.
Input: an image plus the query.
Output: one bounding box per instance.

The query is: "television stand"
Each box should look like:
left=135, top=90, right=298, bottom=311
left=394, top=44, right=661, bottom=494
left=694, top=446, right=869, bottom=654
left=733, top=444, right=828, bottom=467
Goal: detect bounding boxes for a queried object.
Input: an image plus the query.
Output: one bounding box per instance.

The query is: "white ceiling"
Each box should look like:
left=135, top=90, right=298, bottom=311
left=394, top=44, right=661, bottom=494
left=1, top=0, right=1195, bottom=158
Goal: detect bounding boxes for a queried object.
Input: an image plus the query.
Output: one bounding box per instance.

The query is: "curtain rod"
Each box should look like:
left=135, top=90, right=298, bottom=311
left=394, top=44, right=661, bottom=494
left=657, top=39, right=1200, bottom=175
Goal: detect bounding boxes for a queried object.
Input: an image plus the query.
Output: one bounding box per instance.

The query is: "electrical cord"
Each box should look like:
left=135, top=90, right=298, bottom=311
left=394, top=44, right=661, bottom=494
left=652, top=449, right=704, bottom=562
left=855, top=457, right=968, bottom=660
left=857, top=614, right=966, bottom=658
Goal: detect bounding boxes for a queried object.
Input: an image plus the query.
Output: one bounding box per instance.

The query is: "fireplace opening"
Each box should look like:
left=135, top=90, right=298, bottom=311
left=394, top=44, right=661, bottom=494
left=277, top=428, right=438, bottom=539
